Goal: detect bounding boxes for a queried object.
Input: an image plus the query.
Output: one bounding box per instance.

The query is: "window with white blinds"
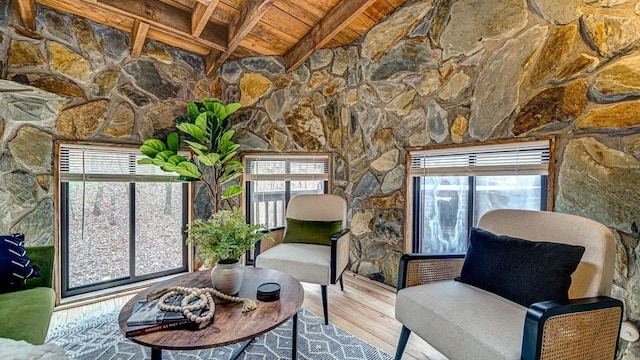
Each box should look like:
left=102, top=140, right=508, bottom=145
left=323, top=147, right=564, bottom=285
left=409, top=140, right=550, bottom=177
left=58, top=143, right=185, bottom=182
left=244, top=154, right=330, bottom=181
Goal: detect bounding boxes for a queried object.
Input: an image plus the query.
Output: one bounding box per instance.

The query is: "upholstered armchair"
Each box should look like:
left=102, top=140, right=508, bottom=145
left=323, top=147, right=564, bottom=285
left=394, top=209, right=623, bottom=360
left=255, top=194, right=350, bottom=325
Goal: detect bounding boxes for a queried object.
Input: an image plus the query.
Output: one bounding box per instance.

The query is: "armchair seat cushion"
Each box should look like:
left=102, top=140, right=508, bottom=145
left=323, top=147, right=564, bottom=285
left=396, top=280, right=527, bottom=360
left=0, top=287, right=55, bottom=345
left=255, top=243, right=331, bottom=284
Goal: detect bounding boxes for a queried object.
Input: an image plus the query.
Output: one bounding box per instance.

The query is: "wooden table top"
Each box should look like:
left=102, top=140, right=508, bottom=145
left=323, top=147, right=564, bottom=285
left=118, top=267, right=304, bottom=350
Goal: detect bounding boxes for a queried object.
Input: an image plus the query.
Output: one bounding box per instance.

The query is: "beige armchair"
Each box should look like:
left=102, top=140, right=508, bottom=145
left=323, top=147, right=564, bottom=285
left=395, top=209, right=623, bottom=360
left=255, top=194, right=350, bottom=325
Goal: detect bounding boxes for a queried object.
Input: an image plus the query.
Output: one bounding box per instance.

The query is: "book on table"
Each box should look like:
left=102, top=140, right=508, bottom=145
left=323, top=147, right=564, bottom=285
left=125, top=294, right=204, bottom=337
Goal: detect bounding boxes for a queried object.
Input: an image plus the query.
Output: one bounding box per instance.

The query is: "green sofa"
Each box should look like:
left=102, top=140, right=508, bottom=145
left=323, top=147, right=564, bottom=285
left=0, top=245, right=56, bottom=345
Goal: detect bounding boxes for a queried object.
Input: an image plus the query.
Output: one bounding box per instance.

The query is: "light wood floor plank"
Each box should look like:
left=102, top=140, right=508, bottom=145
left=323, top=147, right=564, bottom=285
left=50, top=271, right=446, bottom=360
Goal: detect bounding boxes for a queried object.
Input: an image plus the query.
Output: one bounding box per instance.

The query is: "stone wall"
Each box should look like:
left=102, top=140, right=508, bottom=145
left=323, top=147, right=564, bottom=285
left=225, top=0, right=640, bottom=357
left=0, top=1, right=215, bottom=245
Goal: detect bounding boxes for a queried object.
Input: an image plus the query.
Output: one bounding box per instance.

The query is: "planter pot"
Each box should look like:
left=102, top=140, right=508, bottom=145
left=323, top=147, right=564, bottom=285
left=211, top=259, right=244, bottom=295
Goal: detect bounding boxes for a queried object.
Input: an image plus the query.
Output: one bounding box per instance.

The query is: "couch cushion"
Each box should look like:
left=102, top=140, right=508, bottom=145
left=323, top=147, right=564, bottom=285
left=0, top=287, right=55, bottom=345
left=255, top=243, right=331, bottom=284
left=456, top=227, right=585, bottom=307
left=396, top=281, right=527, bottom=360
left=283, top=218, right=342, bottom=246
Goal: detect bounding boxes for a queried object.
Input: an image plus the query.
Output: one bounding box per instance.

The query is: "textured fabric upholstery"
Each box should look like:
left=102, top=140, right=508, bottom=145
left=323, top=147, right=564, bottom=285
left=396, top=281, right=526, bottom=360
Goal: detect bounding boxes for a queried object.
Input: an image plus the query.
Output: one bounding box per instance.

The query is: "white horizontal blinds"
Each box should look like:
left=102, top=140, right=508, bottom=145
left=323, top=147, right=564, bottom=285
left=244, top=154, right=329, bottom=181
left=59, top=143, right=184, bottom=182
left=410, top=140, right=550, bottom=177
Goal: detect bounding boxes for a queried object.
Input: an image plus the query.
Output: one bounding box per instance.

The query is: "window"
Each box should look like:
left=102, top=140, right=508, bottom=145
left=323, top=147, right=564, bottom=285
left=409, top=139, right=551, bottom=254
left=57, top=143, right=189, bottom=297
left=243, top=154, right=330, bottom=228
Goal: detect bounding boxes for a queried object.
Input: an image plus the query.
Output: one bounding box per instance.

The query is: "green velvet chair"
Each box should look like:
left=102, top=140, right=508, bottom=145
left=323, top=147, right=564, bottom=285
left=0, top=245, right=56, bottom=345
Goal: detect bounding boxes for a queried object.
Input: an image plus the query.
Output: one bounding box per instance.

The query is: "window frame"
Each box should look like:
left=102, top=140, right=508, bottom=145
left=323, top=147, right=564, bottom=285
left=55, top=141, right=193, bottom=300
left=404, top=137, right=555, bottom=254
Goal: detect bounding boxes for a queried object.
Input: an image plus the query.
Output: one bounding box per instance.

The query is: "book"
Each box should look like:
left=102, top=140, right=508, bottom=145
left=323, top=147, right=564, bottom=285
left=126, top=294, right=203, bottom=327
left=125, top=318, right=197, bottom=337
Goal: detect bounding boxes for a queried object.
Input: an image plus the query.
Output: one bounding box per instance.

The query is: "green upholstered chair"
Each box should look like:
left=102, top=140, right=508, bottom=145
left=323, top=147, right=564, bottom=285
left=0, top=245, right=56, bottom=345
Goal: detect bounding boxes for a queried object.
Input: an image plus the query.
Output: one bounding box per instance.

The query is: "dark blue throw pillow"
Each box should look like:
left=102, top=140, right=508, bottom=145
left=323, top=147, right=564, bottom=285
left=455, top=227, right=585, bottom=307
left=0, top=233, right=41, bottom=287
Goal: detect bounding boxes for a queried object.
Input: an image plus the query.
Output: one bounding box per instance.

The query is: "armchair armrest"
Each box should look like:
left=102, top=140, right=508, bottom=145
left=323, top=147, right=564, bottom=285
left=23, top=246, right=54, bottom=289
left=330, top=228, right=350, bottom=284
left=397, top=253, right=465, bottom=290
left=522, top=296, right=623, bottom=360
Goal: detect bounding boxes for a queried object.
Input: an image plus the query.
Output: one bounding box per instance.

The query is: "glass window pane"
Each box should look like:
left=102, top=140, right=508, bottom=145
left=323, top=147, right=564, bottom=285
left=135, top=183, right=185, bottom=276
left=420, top=176, right=469, bottom=254
left=67, top=182, right=129, bottom=288
left=473, top=175, right=542, bottom=225
left=250, top=180, right=286, bottom=228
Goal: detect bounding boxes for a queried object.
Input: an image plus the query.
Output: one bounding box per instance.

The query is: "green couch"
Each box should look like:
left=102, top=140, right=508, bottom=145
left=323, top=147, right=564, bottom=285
left=0, top=245, right=56, bottom=345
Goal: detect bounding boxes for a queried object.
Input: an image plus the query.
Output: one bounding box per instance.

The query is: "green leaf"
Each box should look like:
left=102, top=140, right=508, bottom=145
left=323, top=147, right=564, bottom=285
left=140, top=139, right=166, bottom=158
left=156, top=150, right=175, bottom=161
left=175, top=162, right=202, bottom=178
left=167, top=132, right=179, bottom=153
left=220, top=171, right=242, bottom=185
left=197, top=154, right=214, bottom=166
left=187, top=102, right=200, bottom=122
left=167, top=155, right=186, bottom=166
left=151, top=158, right=166, bottom=167
left=183, top=139, right=208, bottom=151
left=137, top=158, right=154, bottom=165
left=207, top=153, right=221, bottom=165
left=225, top=161, right=244, bottom=171
left=161, top=163, right=177, bottom=172
left=221, top=184, right=243, bottom=199
left=195, top=112, right=209, bottom=132
left=176, top=123, right=205, bottom=142
left=220, top=129, right=235, bottom=145
left=225, top=103, right=241, bottom=116
left=211, top=101, right=226, bottom=120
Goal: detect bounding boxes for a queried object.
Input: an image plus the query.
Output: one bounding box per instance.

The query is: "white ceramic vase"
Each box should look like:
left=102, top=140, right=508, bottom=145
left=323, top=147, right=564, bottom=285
left=211, top=259, right=244, bottom=295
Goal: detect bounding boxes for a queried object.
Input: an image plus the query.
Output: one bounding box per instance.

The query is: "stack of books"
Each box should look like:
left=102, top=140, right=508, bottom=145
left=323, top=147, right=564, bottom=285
left=125, top=294, right=203, bottom=337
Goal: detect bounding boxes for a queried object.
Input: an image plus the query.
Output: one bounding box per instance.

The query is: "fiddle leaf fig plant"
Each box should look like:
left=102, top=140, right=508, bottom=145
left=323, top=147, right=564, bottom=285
left=138, top=97, right=244, bottom=212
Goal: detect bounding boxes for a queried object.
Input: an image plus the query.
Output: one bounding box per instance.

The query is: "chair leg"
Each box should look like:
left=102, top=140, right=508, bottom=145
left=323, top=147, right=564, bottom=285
left=394, top=326, right=411, bottom=360
left=339, top=275, right=344, bottom=291
left=321, top=284, right=329, bottom=325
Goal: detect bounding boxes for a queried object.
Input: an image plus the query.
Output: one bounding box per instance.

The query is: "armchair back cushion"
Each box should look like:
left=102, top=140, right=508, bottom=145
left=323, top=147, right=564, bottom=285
left=284, top=194, right=347, bottom=233
left=477, top=209, right=615, bottom=298
left=282, top=218, right=342, bottom=246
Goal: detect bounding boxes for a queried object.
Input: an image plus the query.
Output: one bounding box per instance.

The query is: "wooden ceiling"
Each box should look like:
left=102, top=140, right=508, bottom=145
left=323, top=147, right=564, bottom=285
left=15, top=0, right=408, bottom=76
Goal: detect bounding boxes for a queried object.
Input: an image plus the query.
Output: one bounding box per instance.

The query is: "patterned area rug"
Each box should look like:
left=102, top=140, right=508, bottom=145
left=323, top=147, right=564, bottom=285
left=46, top=308, right=393, bottom=360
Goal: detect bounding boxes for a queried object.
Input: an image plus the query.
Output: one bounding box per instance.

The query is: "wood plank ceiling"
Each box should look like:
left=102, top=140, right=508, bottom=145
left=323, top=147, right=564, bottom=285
left=15, top=0, right=408, bottom=76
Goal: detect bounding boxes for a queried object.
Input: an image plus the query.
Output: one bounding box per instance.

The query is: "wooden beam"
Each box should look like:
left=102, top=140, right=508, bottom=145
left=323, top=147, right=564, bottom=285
left=191, top=0, right=219, bottom=37
left=16, top=0, right=37, bottom=30
left=284, top=0, right=378, bottom=71
left=130, top=19, right=149, bottom=58
left=205, top=48, right=223, bottom=76
left=206, top=0, right=274, bottom=76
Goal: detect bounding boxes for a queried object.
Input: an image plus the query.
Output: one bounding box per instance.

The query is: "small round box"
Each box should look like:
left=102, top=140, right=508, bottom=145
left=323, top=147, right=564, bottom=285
left=256, top=282, right=281, bottom=302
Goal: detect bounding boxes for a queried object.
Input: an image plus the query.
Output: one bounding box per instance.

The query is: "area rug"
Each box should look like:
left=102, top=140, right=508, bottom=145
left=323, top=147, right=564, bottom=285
left=46, top=308, right=393, bottom=360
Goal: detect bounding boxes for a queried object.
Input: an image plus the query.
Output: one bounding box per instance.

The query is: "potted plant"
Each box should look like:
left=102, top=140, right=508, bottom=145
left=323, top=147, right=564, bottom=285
left=186, top=208, right=268, bottom=294
left=137, top=97, right=268, bottom=294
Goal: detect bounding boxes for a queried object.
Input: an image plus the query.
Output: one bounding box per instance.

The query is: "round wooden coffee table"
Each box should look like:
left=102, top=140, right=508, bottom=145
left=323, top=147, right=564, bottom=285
left=118, top=267, right=304, bottom=360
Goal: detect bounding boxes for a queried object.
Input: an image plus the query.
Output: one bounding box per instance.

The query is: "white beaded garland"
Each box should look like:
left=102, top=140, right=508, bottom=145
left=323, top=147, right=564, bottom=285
left=146, top=286, right=257, bottom=325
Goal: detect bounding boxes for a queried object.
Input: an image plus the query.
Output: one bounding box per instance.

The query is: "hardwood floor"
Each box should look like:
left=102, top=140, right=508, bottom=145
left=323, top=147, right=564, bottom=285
left=50, top=271, right=446, bottom=360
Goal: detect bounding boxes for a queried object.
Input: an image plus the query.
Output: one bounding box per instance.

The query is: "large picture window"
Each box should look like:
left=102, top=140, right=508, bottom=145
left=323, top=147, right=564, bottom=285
left=58, top=143, right=189, bottom=298
left=409, top=139, right=552, bottom=254
left=243, top=154, right=330, bottom=228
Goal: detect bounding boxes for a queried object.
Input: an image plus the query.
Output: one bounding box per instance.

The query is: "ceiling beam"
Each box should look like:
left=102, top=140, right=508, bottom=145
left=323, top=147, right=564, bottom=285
left=131, top=19, right=149, bottom=58
left=16, top=0, right=37, bottom=30
left=205, top=0, right=274, bottom=76
left=191, top=0, right=219, bottom=37
left=284, top=0, right=378, bottom=72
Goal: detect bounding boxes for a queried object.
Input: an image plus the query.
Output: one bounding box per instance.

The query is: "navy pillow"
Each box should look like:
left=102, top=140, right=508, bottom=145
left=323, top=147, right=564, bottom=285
left=0, top=233, right=41, bottom=287
left=455, top=227, right=585, bottom=307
